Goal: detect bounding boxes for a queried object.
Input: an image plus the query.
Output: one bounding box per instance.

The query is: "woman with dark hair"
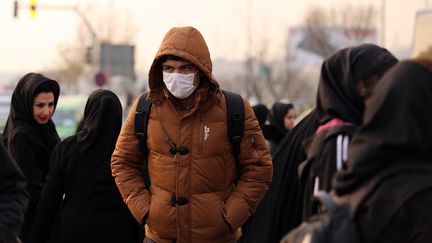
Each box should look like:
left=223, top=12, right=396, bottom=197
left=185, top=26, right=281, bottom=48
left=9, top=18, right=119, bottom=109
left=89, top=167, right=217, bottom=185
left=299, top=44, right=398, bottom=219
left=333, top=59, right=432, bottom=242
left=29, top=89, right=139, bottom=243
left=2, top=73, right=60, bottom=241
left=264, top=102, right=296, bottom=156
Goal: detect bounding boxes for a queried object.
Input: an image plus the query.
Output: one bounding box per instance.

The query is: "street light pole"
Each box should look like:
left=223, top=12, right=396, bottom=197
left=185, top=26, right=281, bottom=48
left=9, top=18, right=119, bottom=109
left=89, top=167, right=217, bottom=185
left=74, top=7, right=98, bottom=89
left=380, top=0, right=386, bottom=47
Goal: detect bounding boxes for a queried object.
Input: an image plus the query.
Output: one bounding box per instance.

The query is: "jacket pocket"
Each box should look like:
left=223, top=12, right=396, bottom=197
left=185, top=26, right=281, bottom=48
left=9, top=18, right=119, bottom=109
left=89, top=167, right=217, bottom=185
left=146, top=187, right=176, bottom=237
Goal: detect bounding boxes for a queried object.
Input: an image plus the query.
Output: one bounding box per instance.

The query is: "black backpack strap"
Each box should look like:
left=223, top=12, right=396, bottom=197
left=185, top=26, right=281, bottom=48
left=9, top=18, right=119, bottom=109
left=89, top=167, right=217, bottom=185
left=224, top=91, right=244, bottom=174
left=134, top=92, right=152, bottom=187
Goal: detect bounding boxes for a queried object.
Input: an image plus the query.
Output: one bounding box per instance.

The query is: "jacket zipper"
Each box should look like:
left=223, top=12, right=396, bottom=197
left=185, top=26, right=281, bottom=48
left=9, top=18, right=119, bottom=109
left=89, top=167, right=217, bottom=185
left=199, top=113, right=205, bottom=153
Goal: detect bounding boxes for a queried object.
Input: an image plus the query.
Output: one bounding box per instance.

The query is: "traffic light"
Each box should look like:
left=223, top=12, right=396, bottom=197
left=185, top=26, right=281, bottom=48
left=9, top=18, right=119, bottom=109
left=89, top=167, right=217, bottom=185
left=30, top=0, right=37, bottom=18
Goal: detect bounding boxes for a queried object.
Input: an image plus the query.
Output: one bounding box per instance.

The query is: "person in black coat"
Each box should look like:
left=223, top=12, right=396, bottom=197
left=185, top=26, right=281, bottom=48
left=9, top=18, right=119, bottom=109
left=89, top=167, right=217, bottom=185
left=240, top=109, right=319, bottom=243
left=333, top=59, right=432, bottom=243
left=241, top=44, right=398, bottom=243
left=0, top=135, right=29, bottom=243
left=2, top=73, right=60, bottom=242
left=263, top=102, right=296, bottom=156
left=252, top=103, right=269, bottom=130
left=299, top=44, right=398, bottom=219
left=29, top=89, right=139, bottom=243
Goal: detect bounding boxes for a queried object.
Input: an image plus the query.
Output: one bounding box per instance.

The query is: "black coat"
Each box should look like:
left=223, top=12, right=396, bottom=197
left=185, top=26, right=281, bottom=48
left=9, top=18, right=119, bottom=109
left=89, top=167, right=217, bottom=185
left=29, top=90, right=139, bottom=243
left=240, top=110, right=319, bottom=243
left=3, top=73, right=60, bottom=241
left=0, top=136, right=28, bottom=243
left=300, top=44, right=397, bottom=219
left=334, top=60, right=432, bottom=242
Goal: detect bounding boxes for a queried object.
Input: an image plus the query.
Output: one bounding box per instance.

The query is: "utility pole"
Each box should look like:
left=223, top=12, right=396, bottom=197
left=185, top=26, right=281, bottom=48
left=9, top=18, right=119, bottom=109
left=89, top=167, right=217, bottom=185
left=13, top=0, right=18, bottom=18
left=380, top=0, right=386, bottom=47
left=244, top=0, right=261, bottom=102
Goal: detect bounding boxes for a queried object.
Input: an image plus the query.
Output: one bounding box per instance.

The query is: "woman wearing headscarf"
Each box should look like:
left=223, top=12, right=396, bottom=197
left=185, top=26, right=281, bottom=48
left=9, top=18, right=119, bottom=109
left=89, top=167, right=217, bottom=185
left=333, top=59, right=432, bottom=243
left=299, top=44, right=398, bottom=219
left=240, top=109, right=319, bottom=243
left=0, top=135, right=28, bottom=243
left=263, top=102, right=296, bottom=156
left=252, top=103, right=269, bottom=130
left=2, top=73, right=60, bottom=241
left=29, top=89, right=139, bottom=243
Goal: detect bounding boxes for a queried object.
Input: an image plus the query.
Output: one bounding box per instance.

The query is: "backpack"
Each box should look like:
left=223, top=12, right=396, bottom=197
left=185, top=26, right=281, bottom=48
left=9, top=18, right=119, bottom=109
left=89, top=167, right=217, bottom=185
left=133, top=91, right=244, bottom=187
left=280, top=180, right=375, bottom=243
left=299, top=120, right=356, bottom=219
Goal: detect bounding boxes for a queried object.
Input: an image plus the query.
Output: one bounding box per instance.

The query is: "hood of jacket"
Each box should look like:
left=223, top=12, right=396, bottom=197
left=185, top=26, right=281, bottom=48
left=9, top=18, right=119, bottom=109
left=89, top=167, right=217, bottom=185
left=148, top=26, right=219, bottom=100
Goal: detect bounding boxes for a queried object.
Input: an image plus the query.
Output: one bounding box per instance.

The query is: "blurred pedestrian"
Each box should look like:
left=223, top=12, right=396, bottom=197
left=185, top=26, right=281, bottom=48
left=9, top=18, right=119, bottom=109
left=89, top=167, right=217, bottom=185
left=263, top=102, right=296, bottom=156
left=252, top=103, right=269, bottom=130
left=111, top=26, right=272, bottom=243
left=2, top=73, right=60, bottom=242
left=0, top=135, right=28, bottom=243
left=333, top=59, right=432, bottom=243
left=29, top=89, right=139, bottom=243
left=299, top=44, right=398, bottom=218
left=240, top=109, right=319, bottom=243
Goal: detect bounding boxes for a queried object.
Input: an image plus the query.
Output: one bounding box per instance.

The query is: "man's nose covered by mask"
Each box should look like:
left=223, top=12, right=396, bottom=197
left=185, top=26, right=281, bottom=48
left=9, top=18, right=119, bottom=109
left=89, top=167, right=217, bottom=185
left=163, top=72, right=199, bottom=99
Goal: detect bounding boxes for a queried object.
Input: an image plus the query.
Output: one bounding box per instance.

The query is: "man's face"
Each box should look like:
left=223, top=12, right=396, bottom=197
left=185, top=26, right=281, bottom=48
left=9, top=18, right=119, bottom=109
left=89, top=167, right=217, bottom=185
left=162, top=59, right=200, bottom=85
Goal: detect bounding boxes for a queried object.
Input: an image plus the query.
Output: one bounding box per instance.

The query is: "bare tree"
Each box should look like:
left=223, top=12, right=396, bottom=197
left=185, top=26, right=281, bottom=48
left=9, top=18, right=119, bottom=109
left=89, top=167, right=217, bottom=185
left=303, top=4, right=378, bottom=58
left=232, top=10, right=309, bottom=105
left=303, top=7, right=336, bottom=58
left=247, top=17, right=311, bottom=105
left=340, top=4, right=378, bottom=43
left=237, top=3, right=377, bottom=105
left=50, top=1, right=137, bottom=92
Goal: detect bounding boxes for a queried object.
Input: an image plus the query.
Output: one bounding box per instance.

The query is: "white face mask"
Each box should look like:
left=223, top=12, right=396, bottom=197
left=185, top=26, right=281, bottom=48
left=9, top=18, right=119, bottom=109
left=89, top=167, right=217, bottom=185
left=163, top=71, right=199, bottom=99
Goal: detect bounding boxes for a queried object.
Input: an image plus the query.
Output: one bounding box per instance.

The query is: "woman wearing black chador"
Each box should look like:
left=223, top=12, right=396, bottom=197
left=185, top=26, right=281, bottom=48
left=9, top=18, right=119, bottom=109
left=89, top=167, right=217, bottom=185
left=29, top=89, right=139, bottom=243
left=332, top=59, right=432, bottom=243
left=3, top=73, right=60, bottom=242
left=299, top=44, right=398, bottom=219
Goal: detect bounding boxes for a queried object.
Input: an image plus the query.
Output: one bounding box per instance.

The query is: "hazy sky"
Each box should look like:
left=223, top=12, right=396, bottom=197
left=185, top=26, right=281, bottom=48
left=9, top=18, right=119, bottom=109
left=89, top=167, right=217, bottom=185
left=0, top=0, right=429, bottom=74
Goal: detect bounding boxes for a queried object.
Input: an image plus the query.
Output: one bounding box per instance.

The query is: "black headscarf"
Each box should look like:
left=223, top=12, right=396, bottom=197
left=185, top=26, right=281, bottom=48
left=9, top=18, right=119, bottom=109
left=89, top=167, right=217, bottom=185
left=252, top=103, right=269, bottom=128
left=76, top=89, right=122, bottom=164
left=334, top=60, right=432, bottom=195
left=316, top=44, right=396, bottom=126
left=2, top=73, right=60, bottom=150
left=264, top=102, right=293, bottom=143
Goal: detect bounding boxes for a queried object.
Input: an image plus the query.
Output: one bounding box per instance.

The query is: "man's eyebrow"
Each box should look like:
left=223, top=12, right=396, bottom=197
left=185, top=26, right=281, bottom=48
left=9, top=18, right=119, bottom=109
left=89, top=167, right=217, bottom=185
left=181, top=63, right=195, bottom=67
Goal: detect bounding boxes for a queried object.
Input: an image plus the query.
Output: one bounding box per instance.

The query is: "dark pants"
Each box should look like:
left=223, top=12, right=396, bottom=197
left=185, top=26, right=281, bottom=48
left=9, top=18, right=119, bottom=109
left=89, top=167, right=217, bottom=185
left=143, top=237, right=156, bottom=243
left=143, top=237, right=176, bottom=243
left=143, top=237, right=236, bottom=243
